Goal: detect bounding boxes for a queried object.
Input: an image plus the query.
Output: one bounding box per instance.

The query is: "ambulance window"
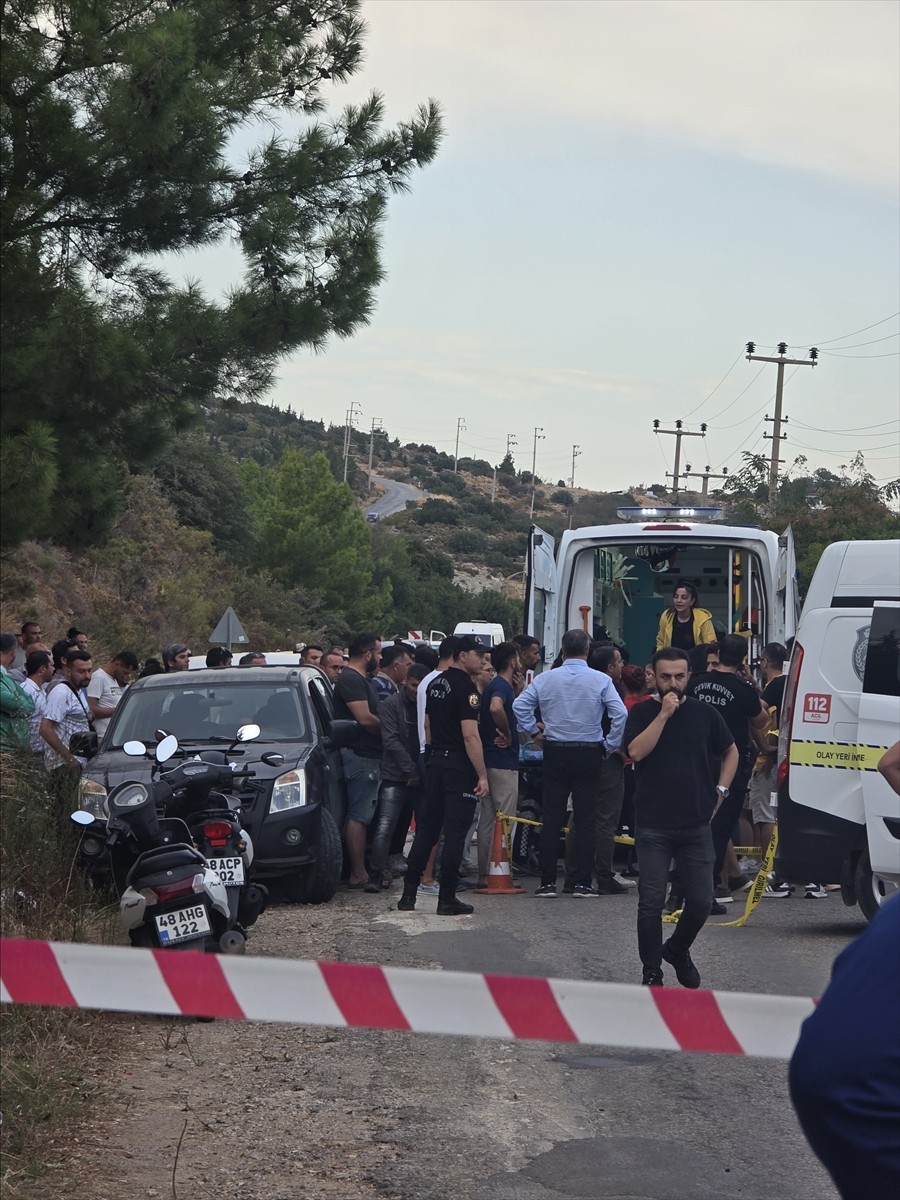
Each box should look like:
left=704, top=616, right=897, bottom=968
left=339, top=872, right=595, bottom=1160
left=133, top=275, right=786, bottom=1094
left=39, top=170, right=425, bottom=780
left=862, top=605, right=900, bottom=698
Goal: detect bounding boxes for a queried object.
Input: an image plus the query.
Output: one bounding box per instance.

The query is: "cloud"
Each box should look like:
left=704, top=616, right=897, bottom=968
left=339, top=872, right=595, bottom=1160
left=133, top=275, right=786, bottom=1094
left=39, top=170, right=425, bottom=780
left=341, top=0, right=899, bottom=191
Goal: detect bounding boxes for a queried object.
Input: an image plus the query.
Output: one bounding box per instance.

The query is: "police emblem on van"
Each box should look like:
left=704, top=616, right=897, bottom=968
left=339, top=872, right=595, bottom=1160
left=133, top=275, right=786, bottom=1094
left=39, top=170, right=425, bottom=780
left=852, top=624, right=870, bottom=682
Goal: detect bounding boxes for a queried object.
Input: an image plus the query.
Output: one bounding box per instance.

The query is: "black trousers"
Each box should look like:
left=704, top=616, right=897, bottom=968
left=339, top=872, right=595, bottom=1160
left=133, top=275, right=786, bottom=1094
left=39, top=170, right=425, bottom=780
left=710, top=753, right=753, bottom=880
left=403, top=751, right=477, bottom=901
left=540, top=743, right=603, bottom=887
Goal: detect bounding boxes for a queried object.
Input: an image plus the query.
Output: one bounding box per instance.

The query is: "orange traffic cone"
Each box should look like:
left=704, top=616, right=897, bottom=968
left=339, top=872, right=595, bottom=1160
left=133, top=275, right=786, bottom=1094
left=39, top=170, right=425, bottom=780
left=473, top=816, right=525, bottom=894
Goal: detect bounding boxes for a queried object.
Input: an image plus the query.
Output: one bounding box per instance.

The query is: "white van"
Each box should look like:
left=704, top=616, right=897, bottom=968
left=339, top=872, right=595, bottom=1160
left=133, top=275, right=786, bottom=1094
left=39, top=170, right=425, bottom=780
left=525, top=507, right=798, bottom=668
left=776, top=540, right=900, bottom=919
left=453, top=621, right=506, bottom=647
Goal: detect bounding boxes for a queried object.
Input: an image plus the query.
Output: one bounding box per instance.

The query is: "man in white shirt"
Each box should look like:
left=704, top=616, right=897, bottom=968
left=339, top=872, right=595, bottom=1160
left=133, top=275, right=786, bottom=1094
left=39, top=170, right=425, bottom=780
left=41, top=650, right=94, bottom=776
left=87, top=651, right=138, bottom=738
left=21, top=649, right=53, bottom=765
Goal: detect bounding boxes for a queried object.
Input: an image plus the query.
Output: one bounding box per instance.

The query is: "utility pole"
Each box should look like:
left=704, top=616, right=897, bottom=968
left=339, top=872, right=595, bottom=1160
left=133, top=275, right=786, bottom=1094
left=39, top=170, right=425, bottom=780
left=653, top=419, right=707, bottom=498
left=506, top=432, right=517, bottom=463
left=746, top=342, right=818, bottom=505
left=529, top=426, right=545, bottom=518
left=367, top=417, right=383, bottom=492
left=570, top=445, right=581, bottom=489
left=342, top=400, right=362, bottom=483
left=684, top=464, right=729, bottom=498
left=453, top=417, right=467, bottom=473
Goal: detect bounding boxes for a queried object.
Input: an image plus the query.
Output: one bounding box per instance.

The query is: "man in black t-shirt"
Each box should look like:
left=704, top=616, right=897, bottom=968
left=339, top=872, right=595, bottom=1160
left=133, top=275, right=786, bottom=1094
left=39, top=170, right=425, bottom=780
left=686, top=634, right=768, bottom=896
left=624, top=648, right=738, bottom=989
left=398, top=636, right=491, bottom=916
left=333, top=631, right=383, bottom=888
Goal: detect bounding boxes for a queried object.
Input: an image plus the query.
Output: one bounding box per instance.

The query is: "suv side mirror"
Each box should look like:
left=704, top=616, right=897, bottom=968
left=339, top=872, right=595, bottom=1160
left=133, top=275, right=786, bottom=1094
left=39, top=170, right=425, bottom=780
left=324, top=719, right=360, bottom=752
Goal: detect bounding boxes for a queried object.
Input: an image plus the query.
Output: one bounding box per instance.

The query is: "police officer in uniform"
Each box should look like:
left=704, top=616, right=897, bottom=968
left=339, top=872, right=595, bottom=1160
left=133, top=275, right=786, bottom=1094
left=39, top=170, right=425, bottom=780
left=398, top=636, right=491, bottom=915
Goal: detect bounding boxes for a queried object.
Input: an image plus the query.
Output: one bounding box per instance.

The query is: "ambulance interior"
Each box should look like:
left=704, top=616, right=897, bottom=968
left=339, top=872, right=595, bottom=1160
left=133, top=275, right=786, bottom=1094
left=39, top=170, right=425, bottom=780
left=582, top=541, right=768, bottom=666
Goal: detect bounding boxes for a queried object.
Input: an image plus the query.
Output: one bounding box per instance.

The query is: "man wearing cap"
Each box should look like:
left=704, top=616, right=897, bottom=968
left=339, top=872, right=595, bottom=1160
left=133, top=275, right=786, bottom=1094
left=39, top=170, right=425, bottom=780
left=513, top=628, right=628, bottom=898
left=398, top=635, right=491, bottom=916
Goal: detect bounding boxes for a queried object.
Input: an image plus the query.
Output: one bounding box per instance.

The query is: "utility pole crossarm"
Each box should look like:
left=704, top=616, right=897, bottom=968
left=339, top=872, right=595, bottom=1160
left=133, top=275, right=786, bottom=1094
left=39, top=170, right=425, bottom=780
left=653, top=419, right=707, bottom=498
left=745, top=342, right=818, bottom=505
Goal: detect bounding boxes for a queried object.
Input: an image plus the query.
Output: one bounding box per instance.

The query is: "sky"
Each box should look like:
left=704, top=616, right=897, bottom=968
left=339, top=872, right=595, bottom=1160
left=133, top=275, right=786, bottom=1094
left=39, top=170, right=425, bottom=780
left=186, top=0, right=900, bottom=493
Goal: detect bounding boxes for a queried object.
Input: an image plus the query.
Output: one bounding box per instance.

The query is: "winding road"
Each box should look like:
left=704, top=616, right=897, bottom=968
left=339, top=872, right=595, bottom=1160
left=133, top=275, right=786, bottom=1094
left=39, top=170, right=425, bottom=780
left=367, top=473, right=426, bottom=518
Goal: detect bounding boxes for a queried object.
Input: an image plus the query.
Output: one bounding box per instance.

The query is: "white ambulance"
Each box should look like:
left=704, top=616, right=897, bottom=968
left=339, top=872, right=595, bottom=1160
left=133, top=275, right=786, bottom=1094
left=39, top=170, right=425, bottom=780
left=525, top=506, right=799, bottom=668
left=776, top=540, right=900, bottom=919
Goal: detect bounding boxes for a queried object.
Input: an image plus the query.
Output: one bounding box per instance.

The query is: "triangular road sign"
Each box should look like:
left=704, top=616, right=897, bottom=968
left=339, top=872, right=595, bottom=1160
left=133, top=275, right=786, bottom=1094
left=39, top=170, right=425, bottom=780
left=209, top=606, right=249, bottom=645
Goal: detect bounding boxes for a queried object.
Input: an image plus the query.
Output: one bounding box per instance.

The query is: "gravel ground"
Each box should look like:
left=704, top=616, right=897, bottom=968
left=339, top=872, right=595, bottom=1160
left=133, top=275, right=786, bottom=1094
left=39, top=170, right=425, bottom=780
left=49, top=878, right=854, bottom=1200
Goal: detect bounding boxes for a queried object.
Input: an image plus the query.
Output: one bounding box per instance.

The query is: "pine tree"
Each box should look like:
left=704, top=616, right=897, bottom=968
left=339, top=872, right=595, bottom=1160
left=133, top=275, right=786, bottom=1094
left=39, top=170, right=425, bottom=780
left=1, top=0, right=442, bottom=546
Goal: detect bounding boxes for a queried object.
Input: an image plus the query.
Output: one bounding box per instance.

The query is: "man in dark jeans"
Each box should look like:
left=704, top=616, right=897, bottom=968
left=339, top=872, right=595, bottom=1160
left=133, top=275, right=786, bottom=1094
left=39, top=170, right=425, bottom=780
left=625, top=648, right=738, bottom=988
left=398, top=636, right=491, bottom=916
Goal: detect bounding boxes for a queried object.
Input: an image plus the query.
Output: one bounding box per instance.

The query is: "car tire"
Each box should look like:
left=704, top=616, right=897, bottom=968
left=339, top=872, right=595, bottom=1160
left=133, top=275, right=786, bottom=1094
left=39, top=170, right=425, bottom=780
left=282, top=809, right=342, bottom=905
left=855, top=842, right=899, bottom=923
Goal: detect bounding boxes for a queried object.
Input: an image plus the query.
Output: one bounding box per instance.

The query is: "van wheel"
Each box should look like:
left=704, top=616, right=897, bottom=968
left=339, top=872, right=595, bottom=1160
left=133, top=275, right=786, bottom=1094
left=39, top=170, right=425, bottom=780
left=854, top=844, right=900, bottom=922
left=281, top=810, right=342, bottom=905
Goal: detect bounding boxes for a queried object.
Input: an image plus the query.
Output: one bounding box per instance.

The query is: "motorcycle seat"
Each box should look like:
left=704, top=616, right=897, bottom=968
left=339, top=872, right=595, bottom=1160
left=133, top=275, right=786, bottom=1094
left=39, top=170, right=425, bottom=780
left=126, top=844, right=207, bottom=888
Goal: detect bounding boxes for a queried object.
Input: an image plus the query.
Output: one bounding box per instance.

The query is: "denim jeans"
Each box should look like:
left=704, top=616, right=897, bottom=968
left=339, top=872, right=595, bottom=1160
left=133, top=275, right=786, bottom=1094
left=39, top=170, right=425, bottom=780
left=369, top=782, right=407, bottom=876
left=636, top=823, right=715, bottom=970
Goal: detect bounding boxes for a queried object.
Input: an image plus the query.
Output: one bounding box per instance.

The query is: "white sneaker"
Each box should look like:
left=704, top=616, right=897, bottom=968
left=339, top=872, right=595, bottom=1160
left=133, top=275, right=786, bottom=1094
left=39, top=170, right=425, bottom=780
left=614, top=872, right=637, bottom=888
left=738, top=857, right=760, bottom=873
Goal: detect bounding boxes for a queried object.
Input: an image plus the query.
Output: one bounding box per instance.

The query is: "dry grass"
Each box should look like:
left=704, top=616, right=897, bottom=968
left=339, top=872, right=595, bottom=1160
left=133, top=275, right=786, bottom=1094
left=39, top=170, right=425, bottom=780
left=0, top=753, right=117, bottom=1192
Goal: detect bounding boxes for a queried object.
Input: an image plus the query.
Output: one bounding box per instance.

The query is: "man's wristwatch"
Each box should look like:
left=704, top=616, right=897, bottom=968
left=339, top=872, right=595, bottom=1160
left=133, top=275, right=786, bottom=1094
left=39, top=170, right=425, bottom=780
left=716, top=785, right=729, bottom=798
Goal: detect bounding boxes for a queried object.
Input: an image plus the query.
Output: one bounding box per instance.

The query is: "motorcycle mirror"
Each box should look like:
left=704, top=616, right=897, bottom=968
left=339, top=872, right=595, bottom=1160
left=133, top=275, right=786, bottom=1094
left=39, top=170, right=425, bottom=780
left=156, top=734, right=179, bottom=763
left=236, top=723, right=260, bottom=743
left=261, top=752, right=285, bottom=767
left=123, top=740, right=147, bottom=757
left=70, top=810, right=95, bottom=826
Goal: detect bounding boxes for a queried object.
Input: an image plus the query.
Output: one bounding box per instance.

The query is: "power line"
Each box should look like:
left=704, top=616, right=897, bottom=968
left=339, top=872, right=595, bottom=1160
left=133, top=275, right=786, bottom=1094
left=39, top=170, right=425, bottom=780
left=807, top=312, right=900, bottom=346
left=791, top=418, right=900, bottom=434
left=790, top=438, right=900, bottom=455
left=813, top=332, right=899, bottom=350
left=683, top=349, right=744, bottom=418
left=819, top=350, right=900, bottom=359
left=706, top=363, right=768, bottom=421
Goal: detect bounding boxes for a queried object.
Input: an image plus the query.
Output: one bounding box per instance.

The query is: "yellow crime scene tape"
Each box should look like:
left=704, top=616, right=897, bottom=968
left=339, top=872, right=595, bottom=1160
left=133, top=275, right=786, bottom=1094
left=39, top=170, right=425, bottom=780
left=663, top=828, right=779, bottom=929
left=789, top=741, right=888, bottom=772
left=498, top=812, right=774, bottom=929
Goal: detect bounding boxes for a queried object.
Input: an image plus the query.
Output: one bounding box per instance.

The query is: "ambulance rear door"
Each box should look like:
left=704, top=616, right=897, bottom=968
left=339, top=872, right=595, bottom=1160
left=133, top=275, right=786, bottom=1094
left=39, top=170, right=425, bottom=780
left=524, top=525, right=559, bottom=667
left=858, top=601, right=900, bottom=899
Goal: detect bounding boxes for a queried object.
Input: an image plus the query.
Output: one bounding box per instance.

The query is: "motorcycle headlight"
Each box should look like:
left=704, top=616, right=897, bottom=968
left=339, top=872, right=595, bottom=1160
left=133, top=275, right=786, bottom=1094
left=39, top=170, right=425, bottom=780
left=108, top=783, right=150, bottom=811
left=78, top=778, right=108, bottom=819
left=270, top=769, right=307, bottom=813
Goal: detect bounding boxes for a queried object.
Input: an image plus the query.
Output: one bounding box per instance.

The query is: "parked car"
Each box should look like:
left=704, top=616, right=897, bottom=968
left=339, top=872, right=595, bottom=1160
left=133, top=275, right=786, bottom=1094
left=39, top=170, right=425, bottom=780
left=76, top=667, right=357, bottom=903
left=366, top=510, right=380, bottom=522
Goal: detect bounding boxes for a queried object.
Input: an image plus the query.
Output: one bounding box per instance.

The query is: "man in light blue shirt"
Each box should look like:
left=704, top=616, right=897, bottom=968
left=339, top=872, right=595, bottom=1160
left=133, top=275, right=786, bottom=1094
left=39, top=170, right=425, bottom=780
left=513, top=629, right=628, bottom=897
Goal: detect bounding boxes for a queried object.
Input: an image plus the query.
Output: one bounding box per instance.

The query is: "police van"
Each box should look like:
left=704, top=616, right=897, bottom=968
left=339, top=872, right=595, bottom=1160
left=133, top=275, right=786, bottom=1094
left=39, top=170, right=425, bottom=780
left=525, top=506, right=799, bottom=668
left=776, top=540, right=900, bottom=919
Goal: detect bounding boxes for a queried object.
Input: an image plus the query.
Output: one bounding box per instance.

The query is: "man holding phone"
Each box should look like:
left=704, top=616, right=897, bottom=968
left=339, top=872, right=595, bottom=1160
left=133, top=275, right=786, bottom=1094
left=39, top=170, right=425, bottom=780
left=624, top=647, right=738, bottom=989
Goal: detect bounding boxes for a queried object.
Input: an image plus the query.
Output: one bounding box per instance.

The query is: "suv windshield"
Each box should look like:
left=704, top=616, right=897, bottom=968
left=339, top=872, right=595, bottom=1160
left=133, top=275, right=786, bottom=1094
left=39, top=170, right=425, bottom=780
left=107, top=682, right=311, bottom=747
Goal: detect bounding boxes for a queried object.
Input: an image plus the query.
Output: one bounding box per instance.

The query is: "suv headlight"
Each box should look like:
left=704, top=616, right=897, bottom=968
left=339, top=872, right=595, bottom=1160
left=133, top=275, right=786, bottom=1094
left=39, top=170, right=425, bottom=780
left=78, top=778, right=108, bottom=819
left=270, top=769, right=307, bottom=813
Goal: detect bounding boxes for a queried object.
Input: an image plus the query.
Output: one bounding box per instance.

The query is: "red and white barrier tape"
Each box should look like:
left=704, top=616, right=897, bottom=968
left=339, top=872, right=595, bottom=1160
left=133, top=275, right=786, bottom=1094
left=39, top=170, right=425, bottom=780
left=0, top=938, right=814, bottom=1059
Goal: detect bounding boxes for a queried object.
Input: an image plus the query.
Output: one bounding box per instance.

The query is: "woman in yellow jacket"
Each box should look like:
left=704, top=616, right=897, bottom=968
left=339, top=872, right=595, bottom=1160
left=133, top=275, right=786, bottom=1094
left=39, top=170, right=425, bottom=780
left=656, top=580, right=717, bottom=651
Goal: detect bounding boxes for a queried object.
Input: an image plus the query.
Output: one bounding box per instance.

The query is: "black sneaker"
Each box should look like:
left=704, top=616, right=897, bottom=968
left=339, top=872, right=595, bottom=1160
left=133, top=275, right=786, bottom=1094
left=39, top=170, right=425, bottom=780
left=535, top=883, right=557, bottom=898
left=642, top=968, right=664, bottom=987
left=397, top=893, right=416, bottom=911
left=571, top=884, right=597, bottom=898
left=596, top=877, right=629, bottom=895
left=436, top=897, right=474, bottom=916
left=709, top=900, right=728, bottom=915
left=660, top=941, right=701, bottom=989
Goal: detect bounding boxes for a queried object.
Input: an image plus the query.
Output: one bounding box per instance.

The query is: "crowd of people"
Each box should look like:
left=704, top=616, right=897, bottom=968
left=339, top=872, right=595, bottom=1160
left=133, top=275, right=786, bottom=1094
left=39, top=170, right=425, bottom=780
left=0, top=580, right=799, bottom=985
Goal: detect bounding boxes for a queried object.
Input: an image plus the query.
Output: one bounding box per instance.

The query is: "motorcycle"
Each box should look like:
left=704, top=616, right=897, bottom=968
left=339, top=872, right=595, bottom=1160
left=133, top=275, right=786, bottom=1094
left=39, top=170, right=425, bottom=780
left=71, top=727, right=281, bottom=953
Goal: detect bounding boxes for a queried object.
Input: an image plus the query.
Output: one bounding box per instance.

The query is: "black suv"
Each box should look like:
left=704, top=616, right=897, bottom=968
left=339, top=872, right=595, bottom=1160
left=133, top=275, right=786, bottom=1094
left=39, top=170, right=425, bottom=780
left=76, top=667, right=357, bottom=903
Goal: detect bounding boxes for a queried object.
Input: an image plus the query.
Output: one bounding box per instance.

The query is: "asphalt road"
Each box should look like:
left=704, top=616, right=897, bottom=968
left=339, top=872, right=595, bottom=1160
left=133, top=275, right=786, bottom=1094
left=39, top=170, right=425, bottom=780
left=367, top=473, right=426, bottom=518
left=69, top=874, right=865, bottom=1200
